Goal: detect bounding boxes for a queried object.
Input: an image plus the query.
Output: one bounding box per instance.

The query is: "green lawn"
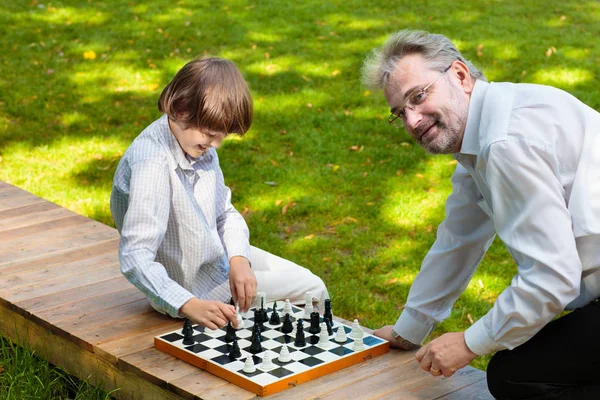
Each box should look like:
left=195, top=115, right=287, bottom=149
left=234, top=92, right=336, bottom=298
left=1, top=0, right=600, bottom=396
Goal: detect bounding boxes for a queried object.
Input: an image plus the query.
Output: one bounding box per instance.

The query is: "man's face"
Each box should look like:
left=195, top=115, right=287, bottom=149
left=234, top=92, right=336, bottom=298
left=384, top=54, right=471, bottom=154
left=169, top=119, right=225, bottom=159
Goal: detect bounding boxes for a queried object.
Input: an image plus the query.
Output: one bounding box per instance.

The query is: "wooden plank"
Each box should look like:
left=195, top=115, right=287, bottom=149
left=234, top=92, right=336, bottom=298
left=434, top=378, right=493, bottom=400
left=0, top=222, right=118, bottom=264
left=35, top=286, right=144, bottom=323
left=0, top=206, right=77, bottom=233
left=95, top=321, right=183, bottom=365
left=0, top=252, right=118, bottom=292
left=0, top=200, right=61, bottom=226
left=167, top=373, right=255, bottom=400
left=0, top=214, right=92, bottom=242
left=0, top=301, right=185, bottom=400
left=0, top=189, right=47, bottom=211
left=0, top=238, right=118, bottom=273
left=15, top=275, right=130, bottom=313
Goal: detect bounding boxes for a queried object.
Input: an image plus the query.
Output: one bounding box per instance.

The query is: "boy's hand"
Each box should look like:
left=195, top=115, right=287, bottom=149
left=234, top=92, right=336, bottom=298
left=229, top=256, right=256, bottom=313
left=180, top=298, right=237, bottom=329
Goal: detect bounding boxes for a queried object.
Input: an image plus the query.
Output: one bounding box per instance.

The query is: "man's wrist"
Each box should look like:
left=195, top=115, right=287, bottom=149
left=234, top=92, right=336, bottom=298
left=391, top=329, right=421, bottom=350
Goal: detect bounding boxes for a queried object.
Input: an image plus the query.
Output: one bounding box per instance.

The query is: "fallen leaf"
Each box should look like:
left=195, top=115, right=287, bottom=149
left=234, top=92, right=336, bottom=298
left=415, top=173, right=424, bottom=178
left=363, top=172, right=368, bottom=177
left=447, top=160, right=458, bottom=165
left=304, top=233, right=315, bottom=240
left=322, top=257, right=331, bottom=261
left=265, top=52, right=270, bottom=59
left=396, top=170, right=403, bottom=175
left=280, top=129, right=287, bottom=135
left=332, top=165, right=339, bottom=172
left=467, top=313, right=474, bottom=324
left=275, top=199, right=283, bottom=206
left=269, top=159, right=279, bottom=167
left=560, top=15, right=566, bottom=21
left=307, top=103, right=313, bottom=108
left=476, top=43, right=484, bottom=57
left=331, top=69, right=340, bottom=76
left=83, top=50, right=96, bottom=60
left=363, top=90, right=371, bottom=96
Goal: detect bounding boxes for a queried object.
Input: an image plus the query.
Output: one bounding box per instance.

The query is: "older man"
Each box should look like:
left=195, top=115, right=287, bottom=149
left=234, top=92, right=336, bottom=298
left=362, top=30, right=600, bottom=399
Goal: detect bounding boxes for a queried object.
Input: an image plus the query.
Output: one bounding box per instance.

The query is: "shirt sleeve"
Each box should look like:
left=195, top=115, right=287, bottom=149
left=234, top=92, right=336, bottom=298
left=118, top=160, right=195, bottom=318
left=213, top=155, right=251, bottom=263
left=464, top=140, right=581, bottom=355
left=395, top=163, right=496, bottom=345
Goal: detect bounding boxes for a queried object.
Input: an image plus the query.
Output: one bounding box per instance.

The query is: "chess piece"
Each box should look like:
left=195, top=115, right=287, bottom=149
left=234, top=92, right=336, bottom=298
left=235, top=304, right=244, bottom=330
left=269, top=301, right=281, bottom=325
left=283, top=298, right=293, bottom=316
left=352, top=336, right=365, bottom=351
left=243, top=356, right=256, bottom=373
left=334, top=325, right=347, bottom=343
left=224, top=321, right=236, bottom=343
left=303, top=291, right=313, bottom=318
left=294, top=319, right=306, bottom=347
left=181, top=318, right=193, bottom=336
left=350, top=319, right=362, bottom=339
left=229, top=337, right=242, bottom=359
left=250, top=323, right=263, bottom=343
left=204, top=325, right=217, bottom=335
left=308, top=311, right=321, bottom=334
left=324, top=298, right=333, bottom=323
left=182, top=321, right=195, bottom=345
left=260, top=350, right=275, bottom=370
left=318, top=322, right=331, bottom=348
left=281, top=313, right=294, bottom=334
left=324, top=317, right=333, bottom=336
left=278, top=344, right=292, bottom=362
left=249, top=330, right=263, bottom=354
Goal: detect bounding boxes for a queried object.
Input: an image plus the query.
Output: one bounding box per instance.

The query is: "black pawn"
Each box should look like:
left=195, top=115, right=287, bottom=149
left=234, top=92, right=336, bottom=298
left=324, top=298, right=333, bottom=322
left=308, top=311, right=321, bottom=334
left=281, top=313, right=294, bottom=334
left=269, top=301, right=281, bottom=325
left=249, top=331, right=263, bottom=354
left=181, top=318, right=194, bottom=336
left=229, top=337, right=242, bottom=359
left=294, top=320, right=306, bottom=347
left=250, top=323, right=263, bottom=343
left=324, top=317, right=333, bottom=335
left=224, top=321, right=236, bottom=343
left=254, top=308, right=265, bottom=329
left=182, top=322, right=195, bottom=345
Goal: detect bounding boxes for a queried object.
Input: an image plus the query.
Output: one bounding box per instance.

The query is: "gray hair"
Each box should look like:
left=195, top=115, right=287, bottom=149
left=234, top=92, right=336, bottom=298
left=362, top=30, right=487, bottom=90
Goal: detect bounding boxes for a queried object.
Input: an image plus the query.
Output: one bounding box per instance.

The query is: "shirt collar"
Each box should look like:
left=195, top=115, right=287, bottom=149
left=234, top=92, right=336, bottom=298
left=457, top=79, right=489, bottom=156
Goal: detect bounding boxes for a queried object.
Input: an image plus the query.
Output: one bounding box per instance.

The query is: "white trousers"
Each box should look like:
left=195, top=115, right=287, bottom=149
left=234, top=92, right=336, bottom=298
left=250, top=246, right=329, bottom=311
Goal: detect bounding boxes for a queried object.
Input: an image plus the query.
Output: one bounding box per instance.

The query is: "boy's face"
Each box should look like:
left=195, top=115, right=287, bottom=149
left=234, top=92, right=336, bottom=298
left=169, top=118, right=225, bottom=158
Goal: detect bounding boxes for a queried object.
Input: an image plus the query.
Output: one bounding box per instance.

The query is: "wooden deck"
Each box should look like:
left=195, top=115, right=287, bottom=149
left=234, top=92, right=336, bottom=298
left=0, top=180, right=494, bottom=399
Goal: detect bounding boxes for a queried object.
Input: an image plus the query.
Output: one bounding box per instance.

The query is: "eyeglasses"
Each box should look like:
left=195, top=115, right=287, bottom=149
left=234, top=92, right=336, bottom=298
left=388, top=64, right=453, bottom=128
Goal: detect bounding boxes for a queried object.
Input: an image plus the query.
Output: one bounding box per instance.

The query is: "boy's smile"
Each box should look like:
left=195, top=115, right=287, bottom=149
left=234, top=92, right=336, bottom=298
left=168, top=118, right=225, bottom=158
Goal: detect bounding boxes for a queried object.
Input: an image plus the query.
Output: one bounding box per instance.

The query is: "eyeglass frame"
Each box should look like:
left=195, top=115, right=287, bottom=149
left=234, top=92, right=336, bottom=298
left=388, top=63, right=453, bottom=128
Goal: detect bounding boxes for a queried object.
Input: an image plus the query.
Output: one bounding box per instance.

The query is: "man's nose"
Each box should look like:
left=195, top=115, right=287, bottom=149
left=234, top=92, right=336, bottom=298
left=404, top=107, right=423, bottom=130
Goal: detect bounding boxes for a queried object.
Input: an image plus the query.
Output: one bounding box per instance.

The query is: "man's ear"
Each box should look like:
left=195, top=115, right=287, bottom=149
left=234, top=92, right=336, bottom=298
left=452, top=60, right=474, bottom=94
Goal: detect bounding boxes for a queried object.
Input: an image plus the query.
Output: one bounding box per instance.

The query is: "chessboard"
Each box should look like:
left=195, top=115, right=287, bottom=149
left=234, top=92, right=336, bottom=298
left=154, top=299, right=390, bottom=397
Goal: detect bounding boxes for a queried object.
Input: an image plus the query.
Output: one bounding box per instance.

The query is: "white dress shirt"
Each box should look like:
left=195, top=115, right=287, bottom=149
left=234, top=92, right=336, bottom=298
left=394, top=80, right=600, bottom=356
left=110, top=115, right=250, bottom=318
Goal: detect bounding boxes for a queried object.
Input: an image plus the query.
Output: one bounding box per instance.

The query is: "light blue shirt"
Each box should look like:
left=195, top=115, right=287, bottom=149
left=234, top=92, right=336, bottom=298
left=394, top=80, right=600, bottom=355
left=110, top=115, right=250, bottom=318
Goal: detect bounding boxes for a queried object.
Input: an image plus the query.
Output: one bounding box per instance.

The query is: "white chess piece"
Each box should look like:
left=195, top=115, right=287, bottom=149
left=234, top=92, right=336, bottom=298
left=260, top=350, right=275, bottom=370
left=255, top=291, right=266, bottom=309
left=304, top=291, right=313, bottom=318
left=350, top=319, right=361, bottom=339
left=203, top=326, right=217, bottom=335
left=283, top=299, right=293, bottom=316
left=243, top=356, right=256, bottom=373
left=352, top=336, right=365, bottom=351
left=318, top=322, right=331, bottom=348
left=278, top=344, right=292, bottom=362
left=334, top=325, right=347, bottom=343
left=235, top=304, right=244, bottom=330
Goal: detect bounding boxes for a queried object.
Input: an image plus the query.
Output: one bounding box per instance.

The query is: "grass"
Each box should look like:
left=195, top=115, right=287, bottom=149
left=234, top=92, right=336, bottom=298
left=1, top=0, right=600, bottom=394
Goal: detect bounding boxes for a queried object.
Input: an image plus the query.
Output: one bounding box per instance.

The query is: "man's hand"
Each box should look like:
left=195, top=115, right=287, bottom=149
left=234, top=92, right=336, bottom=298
left=229, top=256, right=257, bottom=313
left=415, top=332, right=477, bottom=377
left=180, top=298, right=237, bottom=329
left=374, top=325, right=421, bottom=350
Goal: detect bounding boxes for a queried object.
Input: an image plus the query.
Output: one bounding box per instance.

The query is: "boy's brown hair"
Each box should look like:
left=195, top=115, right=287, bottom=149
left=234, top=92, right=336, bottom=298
left=158, top=57, right=253, bottom=135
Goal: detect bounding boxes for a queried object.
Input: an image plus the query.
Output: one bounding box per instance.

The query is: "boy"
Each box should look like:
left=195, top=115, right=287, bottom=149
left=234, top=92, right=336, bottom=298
left=110, top=57, right=328, bottom=330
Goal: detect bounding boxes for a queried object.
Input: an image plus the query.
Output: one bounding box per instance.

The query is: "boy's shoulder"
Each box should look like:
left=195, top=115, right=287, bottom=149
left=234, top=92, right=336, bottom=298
left=123, top=115, right=174, bottom=166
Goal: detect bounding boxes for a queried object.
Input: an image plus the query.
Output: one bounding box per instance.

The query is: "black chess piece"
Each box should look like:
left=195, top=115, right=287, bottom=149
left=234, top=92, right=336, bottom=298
left=294, top=319, right=306, bottom=347
left=181, top=318, right=194, bottom=336
left=224, top=321, right=236, bottom=343
left=229, top=337, right=242, bottom=359
left=249, top=331, right=263, bottom=354
left=281, top=313, right=294, bottom=334
left=324, top=317, right=333, bottom=335
left=254, top=308, right=265, bottom=329
left=182, top=321, right=195, bottom=346
left=269, top=301, right=280, bottom=325
left=308, top=311, right=321, bottom=334
left=324, top=298, right=333, bottom=322
left=250, top=323, right=263, bottom=343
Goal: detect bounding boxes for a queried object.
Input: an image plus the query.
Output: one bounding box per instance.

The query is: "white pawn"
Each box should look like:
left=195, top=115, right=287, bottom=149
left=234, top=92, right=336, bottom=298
left=235, top=304, right=244, bottom=330
left=318, top=322, right=331, bottom=348
left=334, top=325, right=347, bottom=343
left=204, top=326, right=217, bottom=336
left=260, top=350, right=275, bottom=370
left=243, top=356, right=256, bottom=373
left=350, top=319, right=362, bottom=339
left=352, top=336, right=365, bottom=351
left=304, top=291, right=313, bottom=318
left=278, top=344, right=292, bottom=363
left=255, top=291, right=266, bottom=309
left=283, top=299, right=293, bottom=316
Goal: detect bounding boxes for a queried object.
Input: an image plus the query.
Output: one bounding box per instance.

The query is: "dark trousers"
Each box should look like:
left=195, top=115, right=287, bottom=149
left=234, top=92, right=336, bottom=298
left=487, top=300, right=600, bottom=399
